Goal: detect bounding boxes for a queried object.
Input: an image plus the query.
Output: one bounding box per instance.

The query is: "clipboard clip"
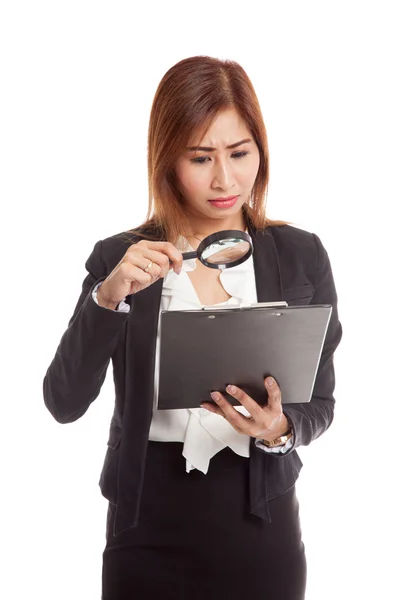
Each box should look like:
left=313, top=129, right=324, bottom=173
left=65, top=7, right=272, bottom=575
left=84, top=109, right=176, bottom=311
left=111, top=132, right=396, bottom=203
left=201, top=301, right=288, bottom=311
left=250, top=301, right=288, bottom=308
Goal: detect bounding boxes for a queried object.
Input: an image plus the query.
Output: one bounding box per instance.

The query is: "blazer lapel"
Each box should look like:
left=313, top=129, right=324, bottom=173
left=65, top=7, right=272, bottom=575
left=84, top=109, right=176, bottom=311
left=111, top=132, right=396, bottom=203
left=248, top=225, right=283, bottom=302
left=247, top=224, right=284, bottom=522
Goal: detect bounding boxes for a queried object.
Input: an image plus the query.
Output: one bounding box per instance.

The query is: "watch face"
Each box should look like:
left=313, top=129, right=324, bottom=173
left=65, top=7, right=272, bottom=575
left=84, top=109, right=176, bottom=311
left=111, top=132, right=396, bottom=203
left=272, top=437, right=286, bottom=447
left=264, top=431, right=292, bottom=447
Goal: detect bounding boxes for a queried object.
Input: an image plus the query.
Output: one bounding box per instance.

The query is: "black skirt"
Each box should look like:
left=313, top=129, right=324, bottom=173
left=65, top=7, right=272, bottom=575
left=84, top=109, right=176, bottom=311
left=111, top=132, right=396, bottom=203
left=102, top=441, right=307, bottom=600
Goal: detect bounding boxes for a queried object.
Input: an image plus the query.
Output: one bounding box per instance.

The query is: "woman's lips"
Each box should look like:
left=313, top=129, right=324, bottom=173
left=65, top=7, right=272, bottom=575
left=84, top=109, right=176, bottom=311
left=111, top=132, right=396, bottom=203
left=208, top=195, right=239, bottom=208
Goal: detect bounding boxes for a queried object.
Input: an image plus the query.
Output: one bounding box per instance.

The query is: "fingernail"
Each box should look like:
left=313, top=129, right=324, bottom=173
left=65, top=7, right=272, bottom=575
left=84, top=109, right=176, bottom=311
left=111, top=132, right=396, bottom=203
left=226, top=385, right=236, bottom=394
left=210, top=392, right=219, bottom=401
left=267, top=377, right=275, bottom=387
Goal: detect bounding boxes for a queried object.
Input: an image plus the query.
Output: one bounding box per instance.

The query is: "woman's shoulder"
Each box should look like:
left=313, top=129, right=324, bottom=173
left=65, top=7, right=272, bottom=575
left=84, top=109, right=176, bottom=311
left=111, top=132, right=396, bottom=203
left=262, top=223, right=327, bottom=276
left=264, top=223, right=321, bottom=255
left=267, top=222, right=316, bottom=243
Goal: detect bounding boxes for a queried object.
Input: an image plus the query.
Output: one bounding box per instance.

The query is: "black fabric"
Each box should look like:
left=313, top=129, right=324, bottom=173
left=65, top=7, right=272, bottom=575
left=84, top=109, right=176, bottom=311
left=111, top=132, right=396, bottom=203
left=43, top=223, right=342, bottom=537
left=102, top=441, right=307, bottom=600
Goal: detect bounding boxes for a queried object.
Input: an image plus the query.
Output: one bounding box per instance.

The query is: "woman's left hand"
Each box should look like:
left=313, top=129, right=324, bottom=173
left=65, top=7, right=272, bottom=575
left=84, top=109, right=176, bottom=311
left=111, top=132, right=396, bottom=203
left=200, top=376, right=290, bottom=442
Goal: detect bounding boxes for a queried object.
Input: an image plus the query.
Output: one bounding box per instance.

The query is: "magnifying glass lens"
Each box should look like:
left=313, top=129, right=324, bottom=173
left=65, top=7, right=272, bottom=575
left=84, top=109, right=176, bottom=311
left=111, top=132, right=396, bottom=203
left=181, top=230, right=253, bottom=270
left=203, top=240, right=251, bottom=265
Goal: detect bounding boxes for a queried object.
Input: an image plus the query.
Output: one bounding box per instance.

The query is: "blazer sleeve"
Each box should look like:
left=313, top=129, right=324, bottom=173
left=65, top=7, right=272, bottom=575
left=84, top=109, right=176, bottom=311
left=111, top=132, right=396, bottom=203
left=260, top=233, right=343, bottom=456
left=43, top=240, right=130, bottom=424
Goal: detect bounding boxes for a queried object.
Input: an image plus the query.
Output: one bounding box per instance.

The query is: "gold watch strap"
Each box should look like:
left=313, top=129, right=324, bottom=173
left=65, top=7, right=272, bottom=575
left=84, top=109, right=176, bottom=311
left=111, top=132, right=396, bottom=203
left=263, top=428, right=293, bottom=448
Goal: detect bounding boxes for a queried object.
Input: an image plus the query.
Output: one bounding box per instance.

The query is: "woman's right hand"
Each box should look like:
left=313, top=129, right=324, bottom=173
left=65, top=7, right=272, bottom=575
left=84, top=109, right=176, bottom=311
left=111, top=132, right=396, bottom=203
left=97, top=240, right=183, bottom=309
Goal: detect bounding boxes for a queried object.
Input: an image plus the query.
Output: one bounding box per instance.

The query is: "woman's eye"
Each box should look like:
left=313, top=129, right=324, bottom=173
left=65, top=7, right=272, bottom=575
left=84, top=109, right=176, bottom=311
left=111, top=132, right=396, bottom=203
left=190, top=151, right=249, bottom=164
left=191, top=156, right=209, bottom=164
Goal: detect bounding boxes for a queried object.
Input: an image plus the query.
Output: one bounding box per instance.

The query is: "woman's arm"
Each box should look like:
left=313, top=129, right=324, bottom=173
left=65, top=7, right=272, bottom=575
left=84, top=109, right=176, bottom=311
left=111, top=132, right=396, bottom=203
left=276, top=233, right=343, bottom=453
left=43, top=240, right=129, bottom=424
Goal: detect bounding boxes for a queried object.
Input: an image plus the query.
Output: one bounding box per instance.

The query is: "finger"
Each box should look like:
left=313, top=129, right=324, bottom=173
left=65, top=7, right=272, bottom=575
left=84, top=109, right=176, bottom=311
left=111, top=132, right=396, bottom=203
left=137, top=241, right=183, bottom=273
left=200, top=401, right=245, bottom=434
left=126, top=248, right=172, bottom=278
left=119, top=261, right=156, bottom=286
left=224, top=384, right=266, bottom=420
left=205, top=392, right=250, bottom=431
left=147, top=263, right=162, bottom=280
left=264, top=377, right=283, bottom=413
left=200, top=402, right=227, bottom=419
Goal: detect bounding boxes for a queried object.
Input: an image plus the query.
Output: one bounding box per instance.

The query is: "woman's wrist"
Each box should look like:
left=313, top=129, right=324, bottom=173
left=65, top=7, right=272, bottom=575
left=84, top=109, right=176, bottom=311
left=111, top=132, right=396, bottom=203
left=97, top=289, right=119, bottom=310
left=262, top=427, right=293, bottom=448
left=262, top=415, right=290, bottom=443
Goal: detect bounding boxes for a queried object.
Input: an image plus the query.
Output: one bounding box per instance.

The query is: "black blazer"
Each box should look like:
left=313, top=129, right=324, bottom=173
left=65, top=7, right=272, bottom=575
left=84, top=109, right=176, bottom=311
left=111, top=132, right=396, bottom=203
left=43, top=223, right=342, bottom=537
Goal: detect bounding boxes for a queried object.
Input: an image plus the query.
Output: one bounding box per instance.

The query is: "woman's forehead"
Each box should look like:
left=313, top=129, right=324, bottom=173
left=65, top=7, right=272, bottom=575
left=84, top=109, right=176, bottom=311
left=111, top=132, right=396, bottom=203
left=188, top=110, right=251, bottom=148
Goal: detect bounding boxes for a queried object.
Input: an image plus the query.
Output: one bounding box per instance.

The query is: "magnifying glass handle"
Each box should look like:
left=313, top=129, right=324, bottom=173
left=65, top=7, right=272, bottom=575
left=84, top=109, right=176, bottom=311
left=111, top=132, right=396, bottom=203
left=169, top=250, right=197, bottom=266
left=181, top=251, right=197, bottom=260
left=169, top=250, right=197, bottom=267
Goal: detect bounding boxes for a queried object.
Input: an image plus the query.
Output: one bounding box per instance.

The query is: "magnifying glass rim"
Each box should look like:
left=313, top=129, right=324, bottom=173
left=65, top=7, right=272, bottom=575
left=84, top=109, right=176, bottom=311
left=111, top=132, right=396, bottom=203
left=197, top=229, right=253, bottom=270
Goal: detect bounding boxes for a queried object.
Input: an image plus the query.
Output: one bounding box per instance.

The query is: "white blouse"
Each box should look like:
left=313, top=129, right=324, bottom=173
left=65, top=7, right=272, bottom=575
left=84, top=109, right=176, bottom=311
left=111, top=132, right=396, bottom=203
left=149, top=236, right=258, bottom=475
left=92, top=235, right=293, bottom=474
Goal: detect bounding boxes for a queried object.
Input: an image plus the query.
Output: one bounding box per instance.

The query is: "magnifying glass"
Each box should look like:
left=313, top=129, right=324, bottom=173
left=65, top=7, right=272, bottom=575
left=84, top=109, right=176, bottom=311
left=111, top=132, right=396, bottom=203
left=181, top=229, right=253, bottom=270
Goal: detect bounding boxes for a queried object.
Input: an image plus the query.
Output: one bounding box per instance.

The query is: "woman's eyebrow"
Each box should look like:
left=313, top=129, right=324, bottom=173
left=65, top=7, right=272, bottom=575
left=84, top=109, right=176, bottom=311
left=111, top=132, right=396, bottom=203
left=186, top=138, right=253, bottom=152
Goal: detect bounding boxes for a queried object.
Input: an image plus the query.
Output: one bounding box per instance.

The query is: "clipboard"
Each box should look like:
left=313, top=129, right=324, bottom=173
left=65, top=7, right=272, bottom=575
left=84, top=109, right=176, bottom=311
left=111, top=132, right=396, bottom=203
left=157, top=302, right=332, bottom=409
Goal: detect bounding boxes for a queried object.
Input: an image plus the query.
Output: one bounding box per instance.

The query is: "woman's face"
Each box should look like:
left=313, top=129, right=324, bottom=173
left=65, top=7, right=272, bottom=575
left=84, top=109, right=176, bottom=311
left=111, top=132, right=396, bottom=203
left=174, top=107, right=260, bottom=231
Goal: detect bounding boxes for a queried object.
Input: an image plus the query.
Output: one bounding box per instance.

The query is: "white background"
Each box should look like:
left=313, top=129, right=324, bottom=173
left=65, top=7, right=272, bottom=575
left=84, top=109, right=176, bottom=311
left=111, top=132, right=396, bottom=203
left=1, top=1, right=399, bottom=598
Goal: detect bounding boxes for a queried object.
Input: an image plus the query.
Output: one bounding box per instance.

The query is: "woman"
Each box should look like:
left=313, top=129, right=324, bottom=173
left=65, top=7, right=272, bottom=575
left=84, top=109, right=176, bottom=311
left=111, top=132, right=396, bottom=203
left=43, top=55, right=342, bottom=599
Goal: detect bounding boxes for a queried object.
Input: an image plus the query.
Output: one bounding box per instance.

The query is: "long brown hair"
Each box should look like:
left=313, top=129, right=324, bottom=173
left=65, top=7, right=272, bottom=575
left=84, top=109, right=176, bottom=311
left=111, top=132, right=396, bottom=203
left=124, top=55, right=289, bottom=244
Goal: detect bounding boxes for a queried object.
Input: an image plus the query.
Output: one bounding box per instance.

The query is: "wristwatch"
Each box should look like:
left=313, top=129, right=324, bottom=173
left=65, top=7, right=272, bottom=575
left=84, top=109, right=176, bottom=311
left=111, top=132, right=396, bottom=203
left=262, top=428, right=293, bottom=448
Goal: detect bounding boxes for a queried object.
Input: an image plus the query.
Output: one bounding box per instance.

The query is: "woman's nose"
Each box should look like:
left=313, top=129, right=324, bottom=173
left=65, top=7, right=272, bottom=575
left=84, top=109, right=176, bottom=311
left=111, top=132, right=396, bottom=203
left=211, top=160, right=234, bottom=190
